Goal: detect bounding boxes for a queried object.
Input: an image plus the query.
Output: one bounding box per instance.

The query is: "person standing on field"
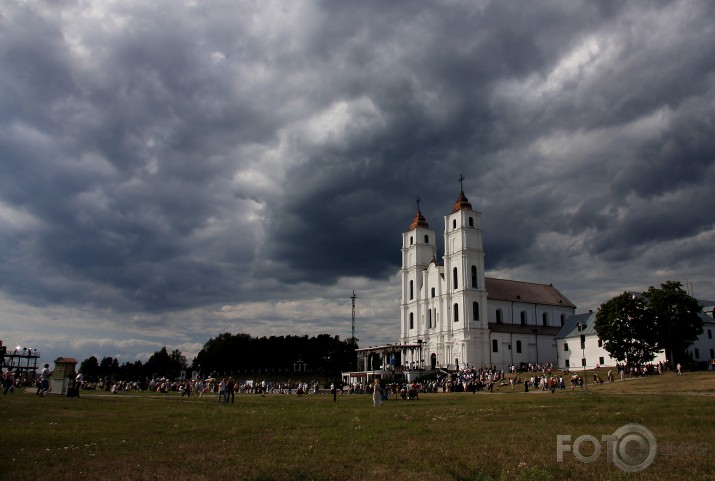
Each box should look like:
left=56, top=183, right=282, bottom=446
left=36, top=364, right=50, bottom=396
left=75, top=372, right=83, bottom=397
left=3, top=370, right=14, bottom=394
left=226, top=377, right=235, bottom=404
left=372, top=380, right=383, bottom=407
left=218, top=379, right=227, bottom=403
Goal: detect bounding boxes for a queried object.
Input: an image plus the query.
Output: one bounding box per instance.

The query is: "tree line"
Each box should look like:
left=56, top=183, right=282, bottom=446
left=78, top=333, right=358, bottom=382
left=595, top=281, right=704, bottom=368
left=76, top=280, right=705, bottom=381
left=79, top=346, right=188, bottom=383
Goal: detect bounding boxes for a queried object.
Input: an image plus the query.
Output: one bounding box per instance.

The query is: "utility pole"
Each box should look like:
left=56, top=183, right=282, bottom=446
left=351, top=290, right=357, bottom=342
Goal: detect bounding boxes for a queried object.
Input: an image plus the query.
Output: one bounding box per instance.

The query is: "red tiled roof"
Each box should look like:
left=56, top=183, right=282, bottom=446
left=54, top=357, right=78, bottom=364
left=409, top=210, right=430, bottom=230
left=451, top=191, right=473, bottom=213
left=485, top=277, right=575, bottom=308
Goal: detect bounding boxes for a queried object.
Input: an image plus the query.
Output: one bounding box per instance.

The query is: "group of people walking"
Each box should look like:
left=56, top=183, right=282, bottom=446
left=217, top=377, right=237, bottom=403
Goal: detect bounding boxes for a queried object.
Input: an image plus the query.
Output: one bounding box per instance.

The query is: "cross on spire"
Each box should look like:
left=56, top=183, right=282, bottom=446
left=416, top=195, right=421, bottom=212
left=458, top=174, right=465, bottom=192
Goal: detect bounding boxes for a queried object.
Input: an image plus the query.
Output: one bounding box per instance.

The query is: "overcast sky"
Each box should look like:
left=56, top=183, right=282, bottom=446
left=1, top=0, right=714, bottom=368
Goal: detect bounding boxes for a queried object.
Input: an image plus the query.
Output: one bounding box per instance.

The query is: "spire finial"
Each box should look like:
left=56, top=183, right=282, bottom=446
left=409, top=196, right=430, bottom=230
left=451, top=176, right=473, bottom=213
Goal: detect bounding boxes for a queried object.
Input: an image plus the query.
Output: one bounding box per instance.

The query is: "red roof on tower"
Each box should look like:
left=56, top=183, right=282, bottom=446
left=409, top=210, right=429, bottom=230
left=451, top=191, right=472, bottom=213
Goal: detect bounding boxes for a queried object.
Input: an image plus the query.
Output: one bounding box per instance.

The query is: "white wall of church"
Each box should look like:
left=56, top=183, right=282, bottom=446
left=488, top=300, right=572, bottom=328
left=488, top=333, right=558, bottom=369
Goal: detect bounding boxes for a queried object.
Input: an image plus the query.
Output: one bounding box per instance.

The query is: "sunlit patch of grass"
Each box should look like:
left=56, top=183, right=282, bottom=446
left=1, top=372, right=713, bottom=480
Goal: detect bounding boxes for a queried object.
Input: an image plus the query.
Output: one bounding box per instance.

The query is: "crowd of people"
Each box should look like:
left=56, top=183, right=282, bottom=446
left=2, top=367, right=45, bottom=394
left=4, top=357, right=689, bottom=402
left=92, top=359, right=675, bottom=399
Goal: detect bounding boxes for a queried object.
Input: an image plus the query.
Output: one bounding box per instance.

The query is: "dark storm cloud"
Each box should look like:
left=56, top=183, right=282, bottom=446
left=1, top=0, right=714, bottom=365
left=0, top=1, right=271, bottom=310
left=263, top=0, right=641, bottom=278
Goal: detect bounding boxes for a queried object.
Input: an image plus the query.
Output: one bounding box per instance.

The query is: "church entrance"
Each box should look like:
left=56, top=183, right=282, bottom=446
left=430, top=353, right=437, bottom=370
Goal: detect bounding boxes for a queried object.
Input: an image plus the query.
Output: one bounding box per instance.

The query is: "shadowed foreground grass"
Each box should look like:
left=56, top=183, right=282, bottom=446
left=1, top=372, right=713, bottom=481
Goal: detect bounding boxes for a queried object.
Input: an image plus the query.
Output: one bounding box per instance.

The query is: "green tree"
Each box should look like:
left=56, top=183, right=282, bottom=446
left=169, top=349, right=187, bottom=370
left=146, top=347, right=186, bottom=379
left=192, top=332, right=358, bottom=376
left=116, top=360, right=144, bottom=381
left=595, top=291, right=659, bottom=367
left=98, top=356, right=119, bottom=380
left=644, top=281, right=703, bottom=368
left=79, top=355, right=100, bottom=382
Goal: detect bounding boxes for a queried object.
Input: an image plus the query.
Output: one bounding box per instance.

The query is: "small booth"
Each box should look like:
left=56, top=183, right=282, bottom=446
left=342, top=343, right=435, bottom=386
left=51, top=357, right=78, bottom=395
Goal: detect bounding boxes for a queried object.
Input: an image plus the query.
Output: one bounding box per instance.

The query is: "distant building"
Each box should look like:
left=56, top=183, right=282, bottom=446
left=555, top=304, right=715, bottom=370
left=399, top=188, right=576, bottom=370
left=554, top=312, right=665, bottom=370
left=689, top=303, right=715, bottom=368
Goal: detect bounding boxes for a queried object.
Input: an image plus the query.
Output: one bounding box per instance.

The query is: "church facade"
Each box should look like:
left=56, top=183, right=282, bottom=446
left=399, top=189, right=576, bottom=370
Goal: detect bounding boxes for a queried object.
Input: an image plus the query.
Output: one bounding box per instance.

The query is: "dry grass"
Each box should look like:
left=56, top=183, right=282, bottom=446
left=1, top=371, right=713, bottom=480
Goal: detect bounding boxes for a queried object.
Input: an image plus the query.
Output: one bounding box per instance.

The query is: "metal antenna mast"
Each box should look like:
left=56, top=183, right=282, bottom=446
left=351, top=290, right=357, bottom=341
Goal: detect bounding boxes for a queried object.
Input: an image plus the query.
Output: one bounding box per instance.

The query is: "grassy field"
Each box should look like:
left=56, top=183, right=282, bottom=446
left=1, top=371, right=713, bottom=481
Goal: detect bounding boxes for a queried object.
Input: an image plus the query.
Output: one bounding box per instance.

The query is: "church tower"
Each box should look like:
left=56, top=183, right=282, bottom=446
left=442, top=181, right=489, bottom=367
left=400, top=199, right=436, bottom=343
left=399, top=180, right=492, bottom=369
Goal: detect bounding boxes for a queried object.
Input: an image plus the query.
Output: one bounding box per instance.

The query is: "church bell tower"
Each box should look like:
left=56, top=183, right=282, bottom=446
left=400, top=197, right=436, bottom=342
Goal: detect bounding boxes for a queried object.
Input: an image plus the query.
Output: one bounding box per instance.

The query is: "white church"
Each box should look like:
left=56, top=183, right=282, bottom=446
left=397, top=187, right=575, bottom=371
left=346, top=185, right=715, bottom=384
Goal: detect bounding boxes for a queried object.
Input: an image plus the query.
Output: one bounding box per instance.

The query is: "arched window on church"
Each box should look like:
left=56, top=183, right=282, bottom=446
left=453, top=267, right=458, bottom=290
left=409, top=280, right=414, bottom=300
left=471, top=266, right=477, bottom=288
left=424, top=234, right=429, bottom=243
left=560, top=314, right=566, bottom=326
left=520, top=311, right=527, bottom=326
left=473, top=301, right=479, bottom=321
left=453, top=219, right=457, bottom=229
left=409, top=313, right=414, bottom=330
left=496, top=309, right=503, bottom=324
left=469, top=217, right=474, bottom=227
left=410, top=236, right=413, bottom=245
left=453, top=303, right=459, bottom=323
left=492, top=339, right=498, bottom=353
left=542, top=312, right=549, bottom=326
left=431, top=287, right=435, bottom=298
